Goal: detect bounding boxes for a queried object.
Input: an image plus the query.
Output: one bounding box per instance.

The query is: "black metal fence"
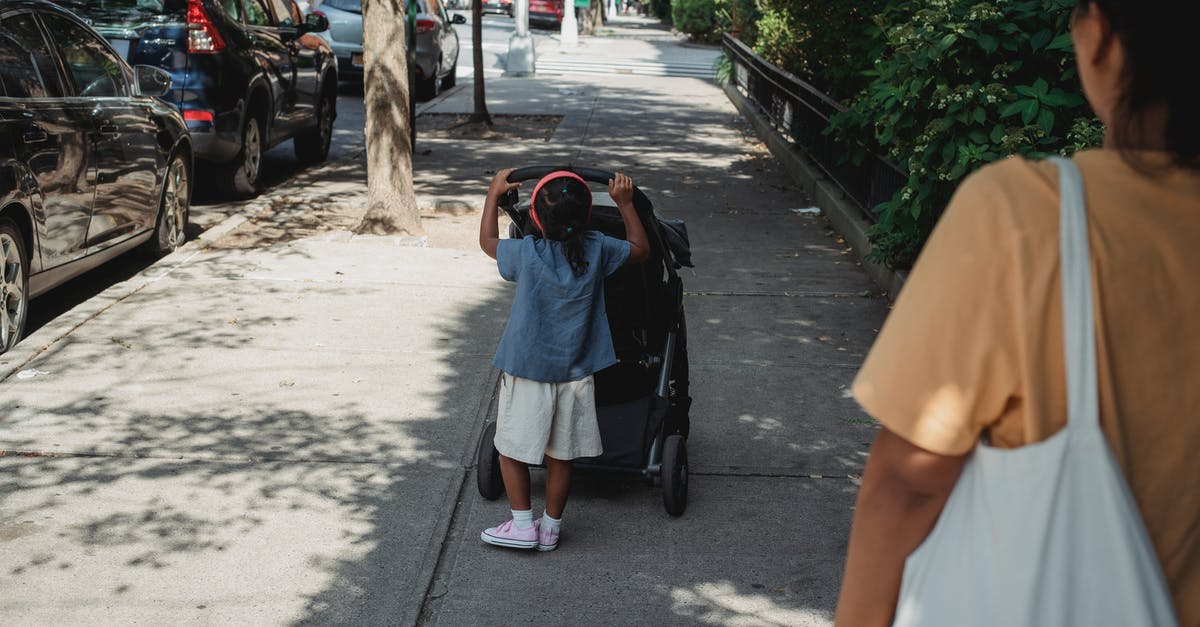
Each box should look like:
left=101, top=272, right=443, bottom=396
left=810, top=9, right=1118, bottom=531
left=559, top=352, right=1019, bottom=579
left=723, top=34, right=906, bottom=222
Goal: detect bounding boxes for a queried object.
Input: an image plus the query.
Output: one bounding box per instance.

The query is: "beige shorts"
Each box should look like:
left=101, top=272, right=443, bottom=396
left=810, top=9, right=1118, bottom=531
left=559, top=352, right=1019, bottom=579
left=494, top=373, right=603, bottom=464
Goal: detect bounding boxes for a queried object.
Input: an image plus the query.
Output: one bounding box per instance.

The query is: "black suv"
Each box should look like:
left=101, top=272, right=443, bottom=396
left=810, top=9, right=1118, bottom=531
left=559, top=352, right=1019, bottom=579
left=57, top=0, right=338, bottom=196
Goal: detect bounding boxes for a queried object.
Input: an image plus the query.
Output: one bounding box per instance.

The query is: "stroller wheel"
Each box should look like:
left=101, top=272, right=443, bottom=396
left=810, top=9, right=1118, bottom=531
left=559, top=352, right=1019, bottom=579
left=476, top=421, right=505, bottom=500
left=661, top=434, right=688, bottom=516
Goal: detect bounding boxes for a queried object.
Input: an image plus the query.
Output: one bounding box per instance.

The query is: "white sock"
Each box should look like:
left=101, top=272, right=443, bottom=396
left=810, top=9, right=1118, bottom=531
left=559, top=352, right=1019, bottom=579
left=541, top=512, right=561, bottom=533
left=512, top=509, right=534, bottom=530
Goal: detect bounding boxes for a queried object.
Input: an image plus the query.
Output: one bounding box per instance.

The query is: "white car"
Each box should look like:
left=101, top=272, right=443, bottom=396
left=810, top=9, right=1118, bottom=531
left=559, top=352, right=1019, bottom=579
left=309, top=0, right=463, bottom=100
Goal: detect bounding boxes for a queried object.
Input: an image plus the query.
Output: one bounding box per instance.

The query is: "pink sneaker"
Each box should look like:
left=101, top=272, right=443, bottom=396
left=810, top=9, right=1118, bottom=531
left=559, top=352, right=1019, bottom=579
left=481, top=519, right=538, bottom=549
left=537, top=521, right=559, bottom=552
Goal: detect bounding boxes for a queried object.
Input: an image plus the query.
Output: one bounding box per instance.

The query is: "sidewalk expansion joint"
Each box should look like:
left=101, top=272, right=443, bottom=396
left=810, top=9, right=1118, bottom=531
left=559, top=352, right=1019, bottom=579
left=0, top=449, right=421, bottom=466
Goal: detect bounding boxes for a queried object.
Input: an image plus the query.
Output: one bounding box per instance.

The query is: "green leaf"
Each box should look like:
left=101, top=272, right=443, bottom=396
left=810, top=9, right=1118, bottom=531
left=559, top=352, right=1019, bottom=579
left=1030, top=29, right=1053, bottom=51
left=1046, top=32, right=1073, bottom=51
left=1032, top=78, right=1050, bottom=96
left=1037, top=108, right=1055, bottom=132
left=968, top=129, right=988, bottom=144
left=1015, top=85, right=1039, bottom=98
left=979, top=34, right=998, bottom=54
left=973, top=107, right=987, bottom=124
left=1000, top=101, right=1027, bottom=118
left=990, top=124, right=1007, bottom=143
left=1041, top=90, right=1085, bottom=108
left=1021, top=99, right=1040, bottom=125
left=941, top=141, right=957, bottom=163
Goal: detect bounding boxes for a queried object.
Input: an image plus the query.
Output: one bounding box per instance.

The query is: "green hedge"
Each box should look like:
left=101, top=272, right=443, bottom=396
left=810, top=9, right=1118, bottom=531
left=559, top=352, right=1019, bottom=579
left=829, top=0, right=1103, bottom=268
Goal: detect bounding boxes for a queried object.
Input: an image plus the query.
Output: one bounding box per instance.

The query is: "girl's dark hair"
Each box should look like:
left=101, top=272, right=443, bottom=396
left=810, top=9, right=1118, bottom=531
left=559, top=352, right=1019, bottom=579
left=1076, top=0, right=1200, bottom=169
left=533, top=176, right=592, bottom=277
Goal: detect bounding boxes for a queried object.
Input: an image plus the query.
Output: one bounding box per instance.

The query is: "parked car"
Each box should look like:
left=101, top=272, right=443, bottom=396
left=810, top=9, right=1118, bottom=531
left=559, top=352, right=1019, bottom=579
left=528, top=0, right=563, bottom=28
left=481, top=0, right=512, bottom=17
left=0, top=0, right=192, bottom=354
left=54, top=0, right=339, bottom=197
left=310, top=0, right=463, bottom=101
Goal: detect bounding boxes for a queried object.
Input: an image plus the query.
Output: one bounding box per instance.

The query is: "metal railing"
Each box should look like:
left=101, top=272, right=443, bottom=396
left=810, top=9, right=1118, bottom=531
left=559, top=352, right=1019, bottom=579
left=723, top=34, right=905, bottom=221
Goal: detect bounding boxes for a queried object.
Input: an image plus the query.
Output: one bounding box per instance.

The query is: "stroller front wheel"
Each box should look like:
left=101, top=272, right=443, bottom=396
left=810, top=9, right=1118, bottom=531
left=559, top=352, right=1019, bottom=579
left=477, top=421, right=505, bottom=500
left=661, top=434, right=688, bottom=516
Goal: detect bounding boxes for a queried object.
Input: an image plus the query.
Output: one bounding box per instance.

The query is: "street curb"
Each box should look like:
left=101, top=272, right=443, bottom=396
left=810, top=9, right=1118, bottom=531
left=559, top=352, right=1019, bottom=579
left=722, top=81, right=907, bottom=300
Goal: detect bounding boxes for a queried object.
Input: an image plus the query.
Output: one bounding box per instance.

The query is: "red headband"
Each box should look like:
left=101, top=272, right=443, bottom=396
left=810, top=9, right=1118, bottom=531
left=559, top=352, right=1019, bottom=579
left=529, top=170, right=592, bottom=235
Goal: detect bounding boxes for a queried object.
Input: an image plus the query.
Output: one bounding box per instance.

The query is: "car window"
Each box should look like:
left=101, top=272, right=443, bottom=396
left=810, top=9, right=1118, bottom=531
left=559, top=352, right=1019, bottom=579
left=244, top=0, right=274, bottom=26
left=41, top=14, right=129, bottom=98
left=267, top=0, right=296, bottom=26
left=216, top=0, right=242, bottom=20
left=0, top=14, right=60, bottom=98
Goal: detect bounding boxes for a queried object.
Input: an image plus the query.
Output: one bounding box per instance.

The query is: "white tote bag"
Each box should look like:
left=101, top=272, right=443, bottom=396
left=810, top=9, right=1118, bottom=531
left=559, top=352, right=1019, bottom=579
left=891, top=158, right=1178, bottom=627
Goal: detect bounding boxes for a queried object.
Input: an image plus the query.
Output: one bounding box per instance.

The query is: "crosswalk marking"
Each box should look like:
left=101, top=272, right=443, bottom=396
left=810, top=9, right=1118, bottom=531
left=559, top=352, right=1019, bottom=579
left=534, top=57, right=715, bottom=79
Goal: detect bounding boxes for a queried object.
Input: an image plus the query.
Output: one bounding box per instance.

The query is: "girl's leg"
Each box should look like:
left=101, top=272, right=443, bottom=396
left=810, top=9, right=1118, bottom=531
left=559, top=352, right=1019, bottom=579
left=543, top=455, right=573, bottom=519
left=499, top=454, right=531, bottom=511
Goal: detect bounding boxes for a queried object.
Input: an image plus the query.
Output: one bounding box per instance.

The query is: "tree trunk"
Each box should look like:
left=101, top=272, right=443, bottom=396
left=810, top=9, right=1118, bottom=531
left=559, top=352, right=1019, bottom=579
left=356, top=0, right=424, bottom=236
left=579, top=0, right=604, bottom=35
left=470, top=0, right=492, bottom=125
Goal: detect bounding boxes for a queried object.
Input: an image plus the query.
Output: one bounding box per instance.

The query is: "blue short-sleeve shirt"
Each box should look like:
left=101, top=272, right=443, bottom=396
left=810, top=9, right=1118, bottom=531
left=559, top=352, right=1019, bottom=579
left=493, top=231, right=632, bottom=382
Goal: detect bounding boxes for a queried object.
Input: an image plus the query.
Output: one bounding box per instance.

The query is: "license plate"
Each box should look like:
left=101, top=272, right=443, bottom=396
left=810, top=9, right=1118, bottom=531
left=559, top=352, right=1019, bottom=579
left=352, top=53, right=364, bottom=67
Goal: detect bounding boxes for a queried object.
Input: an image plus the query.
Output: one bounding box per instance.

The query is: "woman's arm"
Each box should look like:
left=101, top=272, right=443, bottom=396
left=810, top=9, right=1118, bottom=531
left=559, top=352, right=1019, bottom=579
left=480, top=168, right=519, bottom=259
left=608, top=173, right=650, bottom=264
left=834, top=427, right=967, bottom=627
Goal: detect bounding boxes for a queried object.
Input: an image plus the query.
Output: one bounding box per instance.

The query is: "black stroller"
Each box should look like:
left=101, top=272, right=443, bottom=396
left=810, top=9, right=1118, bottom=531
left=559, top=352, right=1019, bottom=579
left=475, top=166, right=694, bottom=516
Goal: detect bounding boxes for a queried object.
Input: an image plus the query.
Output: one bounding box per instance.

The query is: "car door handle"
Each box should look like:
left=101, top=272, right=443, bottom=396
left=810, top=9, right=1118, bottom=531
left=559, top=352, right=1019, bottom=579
left=22, top=128, right=47, bottom=144
left=97, top=122, right=119, bottom=134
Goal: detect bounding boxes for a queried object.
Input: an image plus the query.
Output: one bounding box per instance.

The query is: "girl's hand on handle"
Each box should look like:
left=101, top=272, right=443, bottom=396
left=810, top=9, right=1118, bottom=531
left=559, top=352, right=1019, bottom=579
left=609, top=172, right=650, bottom=265
left=608, top=173, right=635, bottom=207
left=488, top=168, right=521, bottom=202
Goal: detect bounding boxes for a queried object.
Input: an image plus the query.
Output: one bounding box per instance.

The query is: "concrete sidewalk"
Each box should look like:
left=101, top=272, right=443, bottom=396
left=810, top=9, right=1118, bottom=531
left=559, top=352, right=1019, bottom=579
left=0, top=22, right=890, bottom=626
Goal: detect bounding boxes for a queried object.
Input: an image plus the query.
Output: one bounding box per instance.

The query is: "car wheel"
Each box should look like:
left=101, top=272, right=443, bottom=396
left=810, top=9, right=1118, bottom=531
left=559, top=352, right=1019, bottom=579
left=224, top=114, right=263, bottom=197
left=295, top=88, right=335, bottom=165
left=144, top=153, right=191, bottom=257
left=0, top=218, right=29, bottom=356
left=441, top=58, right=457, bottom=90
left=415, top=62, right=441, bottom=102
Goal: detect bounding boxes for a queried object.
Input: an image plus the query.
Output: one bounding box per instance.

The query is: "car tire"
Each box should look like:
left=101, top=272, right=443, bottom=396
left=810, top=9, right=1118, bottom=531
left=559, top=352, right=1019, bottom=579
left=143, top=152, right=191, bottom=257
left=415, top=62, right=440, bottom=102
left=295, top=87, right=335, bottom=165
left=0, top=217, right=29, bottom=356
left=441, top=59, right=457, bottom=90
left=223, top=114, right=264, bottom=197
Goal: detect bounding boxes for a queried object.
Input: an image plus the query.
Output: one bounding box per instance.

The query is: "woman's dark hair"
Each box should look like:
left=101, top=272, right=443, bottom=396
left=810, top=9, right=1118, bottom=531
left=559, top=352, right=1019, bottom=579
left=533, top=176, right=592, bottom=277
left=1075, top=0, right=1200, bottom=168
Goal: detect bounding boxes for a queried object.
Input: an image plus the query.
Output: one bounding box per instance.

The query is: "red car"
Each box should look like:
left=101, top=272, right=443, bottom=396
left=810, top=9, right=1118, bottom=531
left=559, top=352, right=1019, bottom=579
left=528, top=0, right=563, bottom=26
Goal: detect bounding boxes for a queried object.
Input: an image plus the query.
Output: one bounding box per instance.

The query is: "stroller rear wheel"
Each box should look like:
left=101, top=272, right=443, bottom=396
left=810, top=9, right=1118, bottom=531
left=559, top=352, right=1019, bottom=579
left=661, top=434, right=688, bottom=516
left=477, top=421, right=505, bottom=500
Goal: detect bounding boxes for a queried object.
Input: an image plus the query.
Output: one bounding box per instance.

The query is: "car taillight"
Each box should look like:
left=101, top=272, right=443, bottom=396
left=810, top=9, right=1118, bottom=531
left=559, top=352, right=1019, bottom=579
left=187, top=0, right=225, bottom=53
left=183, top=109, right=214, bottom=123
left=415, top=18, right=436, bottom=34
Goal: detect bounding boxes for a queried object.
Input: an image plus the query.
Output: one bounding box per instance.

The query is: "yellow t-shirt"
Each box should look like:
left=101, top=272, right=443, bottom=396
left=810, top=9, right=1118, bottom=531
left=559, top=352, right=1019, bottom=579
left=853, top=149, right=1200, bottom=624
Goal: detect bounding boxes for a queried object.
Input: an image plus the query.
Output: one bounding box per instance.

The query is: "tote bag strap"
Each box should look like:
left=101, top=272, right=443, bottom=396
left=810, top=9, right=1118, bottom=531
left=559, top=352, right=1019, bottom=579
left=1051, top=156, right=1101, bottom=433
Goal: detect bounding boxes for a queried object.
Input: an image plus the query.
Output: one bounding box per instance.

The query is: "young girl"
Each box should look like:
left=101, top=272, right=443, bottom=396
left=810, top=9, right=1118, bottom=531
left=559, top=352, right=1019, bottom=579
left=478, top=169, right=649, bottom=551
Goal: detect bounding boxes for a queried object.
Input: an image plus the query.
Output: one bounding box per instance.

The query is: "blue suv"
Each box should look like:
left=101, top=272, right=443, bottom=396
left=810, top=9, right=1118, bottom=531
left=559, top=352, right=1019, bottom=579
left=57, top=0, right=339, bottom=196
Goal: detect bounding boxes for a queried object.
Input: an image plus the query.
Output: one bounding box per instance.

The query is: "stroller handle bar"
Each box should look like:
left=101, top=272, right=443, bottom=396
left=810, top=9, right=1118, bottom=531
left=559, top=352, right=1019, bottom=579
left=505, top=165, right=652, bottom=213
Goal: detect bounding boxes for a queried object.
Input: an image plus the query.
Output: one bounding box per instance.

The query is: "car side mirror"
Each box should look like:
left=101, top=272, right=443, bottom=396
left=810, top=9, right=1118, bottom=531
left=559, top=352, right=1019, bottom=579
left=303, top=12, right=330, bottom=33
left=451, top=13, right=466, bottom=24
left=135, top=65, right=172, bottom=98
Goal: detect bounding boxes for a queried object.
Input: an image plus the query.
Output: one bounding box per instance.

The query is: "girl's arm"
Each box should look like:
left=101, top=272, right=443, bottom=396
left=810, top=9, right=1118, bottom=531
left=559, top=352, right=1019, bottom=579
left=480, top=168, right=520, bottom=259
left=608, top=173, right=650, bottom=264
